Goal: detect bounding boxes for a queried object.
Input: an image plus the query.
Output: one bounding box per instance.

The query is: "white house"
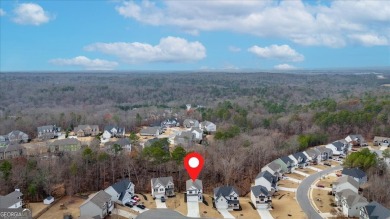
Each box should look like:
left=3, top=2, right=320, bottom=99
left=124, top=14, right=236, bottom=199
left=250, top=185, right=272, bottom=209
left=43, top=196, right=54, bottom=205
left=326, top=141, right=346, bottom=156
left=101, top=130, right=111, bottom=143
left=254, top=170, right=278, bottom=194
left=80, top=190, right=114, bottom=219
left=288, top=154, right=299, bottom=168
left=360, top=201, right=390, bottom=219
left=0, top=189, right=23, bottom=208
left=332, top=176, right=359, bottom=195
left=140, top=127, right=161, bottom=137
left=213, top=186, right=240, bottom=211
left=200, top=121, right=217, bottom=133
left=151, top=176, right=175, bottom=199
left=261, top=162, right=282, bottom=181
left=342, top=168, right=367, bottom=185
left=345, top=134, right=366, bottom=147
left=104, top=178, right=135, bottom=205
left=340, top=191, right=368, bottom=217
left=186, top=179, right=203, bottom=202
left=190, top=128, right=203, bottom=142
left=183, top=119, right=199, bottom=129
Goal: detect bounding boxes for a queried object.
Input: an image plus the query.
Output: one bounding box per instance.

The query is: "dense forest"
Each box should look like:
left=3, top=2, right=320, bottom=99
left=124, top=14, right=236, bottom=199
left=0, top=71, right=389, bottom=207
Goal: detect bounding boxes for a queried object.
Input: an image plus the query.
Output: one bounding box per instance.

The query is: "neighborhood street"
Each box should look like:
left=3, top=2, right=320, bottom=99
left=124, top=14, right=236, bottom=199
left=296, top=166, right=342, bottom=219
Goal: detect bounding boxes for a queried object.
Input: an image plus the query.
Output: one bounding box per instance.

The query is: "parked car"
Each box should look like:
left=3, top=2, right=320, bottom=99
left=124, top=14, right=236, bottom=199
left=130, top=199, right=137, bottom=204
left=137, top=204, right=146, bottom=209
left=324, top=162, right=331, bottom=166
left=161, top=196, right=166, bottom=202
left=317, top=184, right=325, bottom=188
left=125, top=202, right=133, bottom=208
left=132, top=195, right=140, bottom=201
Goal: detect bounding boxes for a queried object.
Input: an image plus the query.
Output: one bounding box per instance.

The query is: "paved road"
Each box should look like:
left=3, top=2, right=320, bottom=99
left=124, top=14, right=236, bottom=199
left=296, top=166, right=342, bottom=219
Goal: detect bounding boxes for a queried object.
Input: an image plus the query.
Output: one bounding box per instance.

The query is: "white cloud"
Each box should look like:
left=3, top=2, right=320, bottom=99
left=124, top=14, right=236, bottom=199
left=348, top=34, right=389, bottom=46
left=85, top=36, right=206, bottom=63
left=228, top=46, right=241, bottom=52
left=13, top=3, right=52, bottom=25
left=0, top=8, right=6, bottom=16
left=274, top=64, right=297, bottom=70
left=115, top=0, right=390, bottom=47
left=248, top=44, right=304, bottom=62
left=49, top=56, right=118, bottom=70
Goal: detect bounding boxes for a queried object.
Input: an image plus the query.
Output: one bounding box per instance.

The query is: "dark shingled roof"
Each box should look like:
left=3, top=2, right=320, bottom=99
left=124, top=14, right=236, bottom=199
left=332, top=141, right=345, bottom=151
left=214, top=186, right=239, bottom=198
left=363, top=201, right=390, bottom=219
left=111, top=178, right=132, bottom=201
left=342, top=168, right=367, bottom=179
left=251, top=185, right=270, bottom=197
left=280, top=156, right=293, bottom=165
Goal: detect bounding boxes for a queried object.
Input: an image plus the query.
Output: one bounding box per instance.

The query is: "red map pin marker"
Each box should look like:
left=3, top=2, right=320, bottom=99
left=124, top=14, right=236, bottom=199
left=184, top=152, right=204, bottom=182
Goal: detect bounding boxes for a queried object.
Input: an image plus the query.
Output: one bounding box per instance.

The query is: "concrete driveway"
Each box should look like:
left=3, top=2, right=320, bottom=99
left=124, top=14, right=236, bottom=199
left=217, top=209, right=235, bottom=219
left=284, top=177, right=302, bottom=183
left=294, top=170, right=310, bottom=177
left=278, top=187, right=297, bottom=192
left=186, top=201, right=200, bottom=217
left=257, top=209, right=274, bottom=219
left=132, top=206, right=149, bottom=213
left=155, top=198, right=167, bottom=208
left=307, top=166, right=322, bottom=172
left=114, top=208, right=137, bottom=219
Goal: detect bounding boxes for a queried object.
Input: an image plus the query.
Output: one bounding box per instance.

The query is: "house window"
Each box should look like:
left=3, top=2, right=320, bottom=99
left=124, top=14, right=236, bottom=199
left=260, top=198, right=264, bottom=201
left=160, top=188, right=164, bottom=191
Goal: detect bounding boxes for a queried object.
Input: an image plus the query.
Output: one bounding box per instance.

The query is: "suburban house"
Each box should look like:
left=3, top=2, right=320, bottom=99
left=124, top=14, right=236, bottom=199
left=7, top=130, right=29, bottom=143
left=250, top=185, right=272, bottom=209
left=254, top=170, right=278, bottom=194
left=174, top=131, right=195, bottom=147
left=104, top=178, right=135, bottom=205
left=103, top=126, right=125, bottom=138
left=140, top=127, right=162, bottom=137
left=151, top=176, right=175, bottom=199
left=161, top=118, right=180, bottom=128
left=317, top=147, right=333, bottom=160
left=0, top=189, right=23, bottom=208
left=200, top=121, right=217, bottom=133
left=292, top=152, right=309, bottom=168
left=335, top=189, right=356, bottom=206
left=143, top=138, right=170, bottom=152
left=326, top=141, right=347, bottom=156
left=190, top=127, right=203, bottom=143
left=213, top=186, right=240, bottom=211
left=0, top=144, right=24, bottom=160
left=340, top=191, right=368, bottom=217
left=74, top=125, right=99, bottom=137
left=342, top=168, right=367, bottom=185
left=49, top=138, right=82, bottom=154
left=306, top=148, right=321, bottom=164
left=104, top=138, right=131, bottom=154
left=332, top=176, right=359, bottom=195
left=183, top=119, right=199, bottom=129
left=37, top=125, right=61, bottom=140
left=186, top=179, right=203, bottom=202
left=360, top=201, right=390, bottom=219
left=79, top=190, right=114, bottom=219
left=345, top=134, right=366, bottom=147
left=261, top=162, right=282, bottom=181
left=274, top=156, right=295, bottom=173
left=373, top=136, right=389, bottom=147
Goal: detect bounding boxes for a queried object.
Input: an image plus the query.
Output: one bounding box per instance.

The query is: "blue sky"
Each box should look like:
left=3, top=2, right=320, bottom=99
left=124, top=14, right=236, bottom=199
left=0, top=0, right=389, bottom=71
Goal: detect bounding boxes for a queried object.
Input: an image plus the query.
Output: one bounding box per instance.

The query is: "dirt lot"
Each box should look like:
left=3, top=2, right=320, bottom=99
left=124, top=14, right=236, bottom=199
left=136, top=193, right=156, bottom=209
left=317, top=175, right=338, bottom=188
left=312, top=189, right=336, bottom=214
left=230, top=197, right=260, bottom=219
left=199, top=194, right=223, bottom=218
left=271, top=191, right=306, bottom=219
left=300, top=168, right=317, bottom=175
left=277, top=179, right=300, bottom=188
left=286, top=172, right=306, bottom=180
left=29, top=202, right=48, bottom=218
left=165, top=193, right=187, bottom=216
left=38, top=196, right=86, bottom=219
left=312, top=164, right=330, bottom=170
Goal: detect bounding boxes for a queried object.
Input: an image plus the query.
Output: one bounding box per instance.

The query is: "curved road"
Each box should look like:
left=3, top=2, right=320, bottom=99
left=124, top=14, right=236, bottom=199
left=296, top=166, right=342, bottom=219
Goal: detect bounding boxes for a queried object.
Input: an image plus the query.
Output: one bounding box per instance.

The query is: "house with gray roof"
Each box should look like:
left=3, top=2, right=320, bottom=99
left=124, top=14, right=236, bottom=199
left=200, top=121, right=216, bottom=133
left=104, top=125, right=125, bottom=138
left=140, top=126, right=161, bottom=137
left=373, top=136, right=389, bottom=147
left=326, top=141, right=347, bottom=156
left=306, top=147, right=321, bottom=164
left=254, top=170, right=278, bottom=194
left=250, top=185, right=272, bottom=209
left=74, top=125, right=99, bottom=137
left=186, top=179, right=203, bottom=202
left=332, top=175, right=359, bottom=195
left=49, top=138, right=82, bottom=154
left=104, top=178, right=134, bottom=205
left=213, top=186, right=240, bottom=210
left=0, top=144, right=24, bottom=160
left=161, top=118, right=180, bottom=128
left=37, top=125, right=61, bottom=140
left=7, top=131, right=29, bottom=143
left=342, top=168, right=367, bottom=185
left=274, top=156, right=294, bottom=173
left=0, top=189, right=23, bottom=208
left=292, top=152, right=309, bottom=168
left=360, top=201, right=390, bottom=219
left=183, top=119, right=199, bottom=129
left=151, top=176, right=175, bottom=199
left=104, top=138, right=131, bottom=154
left=261, top=162, right=282, bottom=180
left=345, top=134, right=366, bottom=147
left=174, top=131, right=195, bottom=147
left=340, top=190, right=368, bottom=217
left=80, top=190, right=113, bottom=219
left=317, top=146, right=333, bottom=160
left=190, top=127, right=203, bottom=143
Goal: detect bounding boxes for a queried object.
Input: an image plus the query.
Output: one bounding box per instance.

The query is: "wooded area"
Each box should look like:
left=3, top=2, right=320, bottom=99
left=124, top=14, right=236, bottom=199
left=0, top=72, right=389, bottom=207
